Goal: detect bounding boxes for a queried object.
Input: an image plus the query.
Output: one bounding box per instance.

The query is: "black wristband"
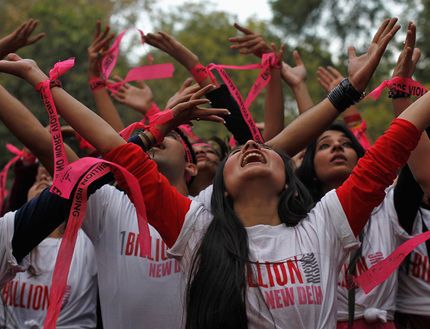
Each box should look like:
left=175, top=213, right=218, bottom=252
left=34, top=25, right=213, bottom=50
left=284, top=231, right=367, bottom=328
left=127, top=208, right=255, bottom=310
left=327, top=78, right=365, bottom=113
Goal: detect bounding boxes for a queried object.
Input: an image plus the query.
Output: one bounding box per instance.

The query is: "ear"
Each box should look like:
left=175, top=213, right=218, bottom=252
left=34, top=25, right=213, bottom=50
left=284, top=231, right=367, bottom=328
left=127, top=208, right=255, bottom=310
left=185, top=162, right=198, bottom=178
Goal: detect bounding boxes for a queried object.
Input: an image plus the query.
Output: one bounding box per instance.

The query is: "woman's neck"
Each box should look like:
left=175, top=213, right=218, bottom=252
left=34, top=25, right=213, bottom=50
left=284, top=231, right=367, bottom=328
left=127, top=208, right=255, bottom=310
left=233, top=193, right=281, bottom=227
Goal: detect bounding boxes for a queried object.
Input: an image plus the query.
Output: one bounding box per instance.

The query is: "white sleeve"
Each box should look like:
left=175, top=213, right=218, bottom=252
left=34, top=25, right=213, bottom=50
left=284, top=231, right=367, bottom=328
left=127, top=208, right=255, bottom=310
left=0, top=211, right=28, bottom=288
left=168, top=201, right=212, bottom=267
left=309, top=190, right=359, bottom=255
left=82, top=185, right=112, bottom=242
left=190, top=185, right=213, bottom=209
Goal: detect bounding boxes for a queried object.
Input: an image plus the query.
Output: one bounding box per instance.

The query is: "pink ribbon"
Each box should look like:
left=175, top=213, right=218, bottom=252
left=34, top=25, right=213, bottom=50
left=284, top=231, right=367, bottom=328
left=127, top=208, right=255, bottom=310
left=354, top=230, right=430, bottom=294
left=351, top=121, right=371, bottom=150
left=207, top=53, right=279, bottom=143
left=44, top=158, right=151, bottom=329
left=0, top=144, right=30, bottom=213
left=37, top=59, right=151, bottom=329
left=367, top=77, right=428, bottom=100
left=118, top=121, right=149, bottom=141
left=100, top=29, right=175, bottom=93
left=36, top=58, right=75, bottom=185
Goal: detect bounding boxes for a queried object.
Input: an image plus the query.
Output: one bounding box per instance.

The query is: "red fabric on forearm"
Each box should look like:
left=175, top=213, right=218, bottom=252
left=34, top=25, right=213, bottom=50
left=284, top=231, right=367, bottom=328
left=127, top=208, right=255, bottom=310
left=104, top=143, right=191, bottom=247
left=336, top=119, right=421, bottom=236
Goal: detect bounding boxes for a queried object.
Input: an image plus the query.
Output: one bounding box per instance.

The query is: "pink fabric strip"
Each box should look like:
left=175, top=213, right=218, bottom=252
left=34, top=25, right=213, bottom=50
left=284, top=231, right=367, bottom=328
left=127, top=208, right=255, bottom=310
left=107, top=63, right=175, bottom=93
left=119, top=121, right=149, bottom=141
left=0, top=144, right=25, bottom=212
left=35, top=58, right=75, bottom=186
left=100, top=29, right=175, bottom=93
left=39, top=57, right=152, bottom=329
left=354, top=230, right=430, bottom=294
left=101, top=30, right=127, bottom=80
left=207, top=63, right=264, bottom=143
left=44, top=157, right=151, bottom=329
left=146, top=102, right=161, bottom=123
left=207, top=53, right=279, bottom=143
left=367, top=77, right=428, bottom=100
left=351, top=120, right=372, bottom=150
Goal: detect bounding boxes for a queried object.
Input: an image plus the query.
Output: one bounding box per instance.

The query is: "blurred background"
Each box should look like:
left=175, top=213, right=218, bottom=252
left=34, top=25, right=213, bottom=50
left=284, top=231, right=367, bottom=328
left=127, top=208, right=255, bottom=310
left=0, top=0, right=428, bottom=163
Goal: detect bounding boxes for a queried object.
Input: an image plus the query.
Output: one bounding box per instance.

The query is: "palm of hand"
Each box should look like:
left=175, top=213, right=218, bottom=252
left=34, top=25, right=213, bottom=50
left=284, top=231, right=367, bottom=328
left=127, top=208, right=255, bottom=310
left=282, top=64, right=307, bottom=86
left=124, top=85, right=153, bottom=111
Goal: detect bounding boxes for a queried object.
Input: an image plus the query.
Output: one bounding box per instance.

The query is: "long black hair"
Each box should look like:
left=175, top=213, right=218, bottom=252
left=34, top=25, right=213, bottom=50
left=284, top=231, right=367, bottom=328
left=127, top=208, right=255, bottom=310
left=185, top=149, right=313, bottom=329
left=296, top=123, right=365, bottom=202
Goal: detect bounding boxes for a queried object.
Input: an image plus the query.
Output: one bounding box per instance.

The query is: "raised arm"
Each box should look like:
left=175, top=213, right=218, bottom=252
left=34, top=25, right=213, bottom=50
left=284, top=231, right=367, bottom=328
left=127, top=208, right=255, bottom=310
left=389, top=22, right=430, bottom=194
left=87, top=21, right=124, bottom=131
left=337, top=89, right=430, bottom=236
left=0, top=19, right=45, bottom=59
left=267, top=18, right=400, bottom=156
left=281, top=50, right=314, bottom=113
left=0, top=84, right=78, bottom=174
left=229, top=24, right=285, bottom=140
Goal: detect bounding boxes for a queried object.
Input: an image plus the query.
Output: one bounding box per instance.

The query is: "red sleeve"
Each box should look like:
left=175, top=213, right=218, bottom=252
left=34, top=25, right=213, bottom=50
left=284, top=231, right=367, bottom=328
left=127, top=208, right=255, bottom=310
left=104, top=143, right=191, bottom=247
left=336, top=118, right=421, bottom=236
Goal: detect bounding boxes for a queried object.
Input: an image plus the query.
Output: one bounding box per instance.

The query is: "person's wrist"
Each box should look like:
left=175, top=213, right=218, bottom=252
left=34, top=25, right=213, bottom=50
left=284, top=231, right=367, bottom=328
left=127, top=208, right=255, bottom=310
left=28, top=69, right=49, bottom=88
left=290, top=81, right=307, bottom=92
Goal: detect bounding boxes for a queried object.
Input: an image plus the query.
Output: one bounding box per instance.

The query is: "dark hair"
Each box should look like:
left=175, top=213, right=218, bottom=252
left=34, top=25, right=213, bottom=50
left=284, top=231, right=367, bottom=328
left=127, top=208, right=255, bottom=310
left=208, top=136, right=229, bottom=160
left=185, top=149, right=313, bottom=329
left=296, top=123, right=365, bottom=202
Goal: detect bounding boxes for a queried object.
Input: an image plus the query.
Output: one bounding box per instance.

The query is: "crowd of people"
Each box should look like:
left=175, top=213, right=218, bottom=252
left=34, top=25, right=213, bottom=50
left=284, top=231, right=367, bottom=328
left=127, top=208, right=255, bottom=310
left=0, top=14, right=428, bottom=329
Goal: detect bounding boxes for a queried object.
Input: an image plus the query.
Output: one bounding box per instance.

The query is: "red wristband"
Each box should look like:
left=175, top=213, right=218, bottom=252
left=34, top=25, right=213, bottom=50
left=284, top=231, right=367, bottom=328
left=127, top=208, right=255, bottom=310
left=89, top=77, right=106, bottom=91
left=190, top=63, right=216, bottom=84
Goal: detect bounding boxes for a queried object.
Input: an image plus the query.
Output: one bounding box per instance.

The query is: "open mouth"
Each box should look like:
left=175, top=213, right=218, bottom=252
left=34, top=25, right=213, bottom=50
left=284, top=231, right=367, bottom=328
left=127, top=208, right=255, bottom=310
left=241, top=151, right=267, bottom=167
left=330, top=154, right=347, bottom=163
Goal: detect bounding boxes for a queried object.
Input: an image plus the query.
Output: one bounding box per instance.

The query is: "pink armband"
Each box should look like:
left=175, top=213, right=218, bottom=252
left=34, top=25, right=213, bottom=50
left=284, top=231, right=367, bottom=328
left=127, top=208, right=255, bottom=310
left=190, top=63, right=217, bottom=85
left=368, top=77, right=427, bottom=100
left=88, top=77, right=106, bottom=91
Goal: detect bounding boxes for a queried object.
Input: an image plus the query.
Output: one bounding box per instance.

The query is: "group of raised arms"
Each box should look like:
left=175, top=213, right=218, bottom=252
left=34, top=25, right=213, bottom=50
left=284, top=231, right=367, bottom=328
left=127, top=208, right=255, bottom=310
left=0, top=15, right=429, bottom=329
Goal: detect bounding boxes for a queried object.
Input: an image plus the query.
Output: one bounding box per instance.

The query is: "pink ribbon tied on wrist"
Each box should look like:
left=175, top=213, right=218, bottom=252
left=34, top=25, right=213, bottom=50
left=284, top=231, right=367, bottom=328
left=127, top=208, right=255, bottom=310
left=35, top=59, right=151, bottom=329
left=367, top=76, right=428, bottom=100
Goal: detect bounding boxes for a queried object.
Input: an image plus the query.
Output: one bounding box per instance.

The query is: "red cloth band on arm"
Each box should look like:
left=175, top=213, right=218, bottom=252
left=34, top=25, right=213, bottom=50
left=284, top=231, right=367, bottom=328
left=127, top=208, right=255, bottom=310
left=336, top=118, right=421, bottom=236
left=104, top=143, right=191, bottom=247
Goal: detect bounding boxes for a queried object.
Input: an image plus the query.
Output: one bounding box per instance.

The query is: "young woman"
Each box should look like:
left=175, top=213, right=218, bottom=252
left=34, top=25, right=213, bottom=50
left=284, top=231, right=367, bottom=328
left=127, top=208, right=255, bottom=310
left=0, top=18, right=416, bottom=329
left=0, top=166, right=98, bottom=329
left=296, top=123, right=408, bottom=328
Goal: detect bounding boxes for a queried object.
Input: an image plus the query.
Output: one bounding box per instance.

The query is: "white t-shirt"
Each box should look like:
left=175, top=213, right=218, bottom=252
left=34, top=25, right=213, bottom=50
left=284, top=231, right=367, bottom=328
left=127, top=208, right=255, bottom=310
left=169, top=189, right=358, bottom=329
left=0, top=212, right=27, bottom=290
left=336, top=187, right=409, bottom=321
left=0, top=219, right=97, bottom=329
left=397, top=207, right=430, bottom=316
left=84, top=185, right=183, bottom=329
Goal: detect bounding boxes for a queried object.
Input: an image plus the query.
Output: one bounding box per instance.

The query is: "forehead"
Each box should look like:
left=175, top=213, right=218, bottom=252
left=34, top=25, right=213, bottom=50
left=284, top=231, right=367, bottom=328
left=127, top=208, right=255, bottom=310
left=317, top=130, right=348, bottom=143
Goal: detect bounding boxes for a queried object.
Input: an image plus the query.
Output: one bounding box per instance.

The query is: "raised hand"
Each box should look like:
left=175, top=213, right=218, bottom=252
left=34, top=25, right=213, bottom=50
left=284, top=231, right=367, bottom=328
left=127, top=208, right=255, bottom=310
left=317, top=66, right=344, bottom=92
left=0, top=53, right=47, bottom=87
left=393, top=22, right=421, bottom=78
left=348, top=18, right=400, bottom=92
left=87, top=21, right=115, bottom=78
left=281, top=50, right=307, bottom=88
left=110, top=76, right=154, bottom=115
left=0, top=19, right=45, bottom=58
left=165, top=77, right=200, bottom=109
left=229, top=23, right=271, bottom=57
left=144, top=31, right=199, bottom=70
left=156, top=85, right=230, bottom=137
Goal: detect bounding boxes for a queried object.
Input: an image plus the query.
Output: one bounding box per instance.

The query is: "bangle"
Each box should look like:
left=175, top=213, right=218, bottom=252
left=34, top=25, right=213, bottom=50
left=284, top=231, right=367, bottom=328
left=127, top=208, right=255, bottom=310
left=89, top=77, right=106, bottom=91
left=388, top=88, right=410, bottom=99
left=327, top=78, right=365, bottom=113
left=138, top=131, right=154, bottom=151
